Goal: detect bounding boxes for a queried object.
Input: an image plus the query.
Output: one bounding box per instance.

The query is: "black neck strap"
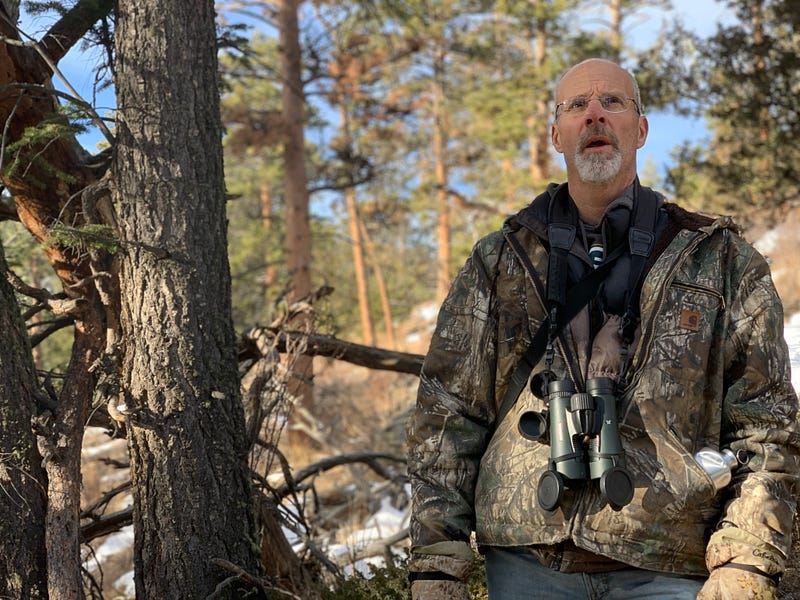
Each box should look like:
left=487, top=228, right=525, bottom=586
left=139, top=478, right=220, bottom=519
left=493, top=180, right=660, bottom=429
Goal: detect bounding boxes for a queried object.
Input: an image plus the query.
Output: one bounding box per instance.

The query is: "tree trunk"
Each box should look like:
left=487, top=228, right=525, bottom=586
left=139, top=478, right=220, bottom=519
left=46, top=326, right=103, bottom=600
left=432, top=47, right=450, bottom=303
left=358, top=218, right=396, bottom=349
left=260, top=180, right=278, bottom=291
left=607, top=0, right=623, bottom=61
left=113, top=1, right=261, bottom=598
left=527, top=18, right=550, bottom=186
left=750, top=0, right=771, bottom=202
left=280, top=0, right=315, bottom=421
left=0, top=244, right=48, bottom=599
left=346, top=189, right=375, bottom=346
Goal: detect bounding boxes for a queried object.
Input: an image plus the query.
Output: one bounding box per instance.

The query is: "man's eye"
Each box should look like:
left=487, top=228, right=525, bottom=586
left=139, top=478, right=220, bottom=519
left=566, top=97, right=588, bottom=111
left=600, top=95, right=626, bottom=110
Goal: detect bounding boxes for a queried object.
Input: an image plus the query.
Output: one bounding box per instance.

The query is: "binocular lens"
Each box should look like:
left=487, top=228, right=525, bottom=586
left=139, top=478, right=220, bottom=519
left=600, top=466, right=634, bottom=510
left=537, top=470, right=565, bottom=511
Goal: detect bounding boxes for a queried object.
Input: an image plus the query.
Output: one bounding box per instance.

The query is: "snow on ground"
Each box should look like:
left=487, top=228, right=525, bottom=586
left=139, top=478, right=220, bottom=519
left=787, top=313, right=800, bottom=394
left=326, top=488, right=411, bottom=577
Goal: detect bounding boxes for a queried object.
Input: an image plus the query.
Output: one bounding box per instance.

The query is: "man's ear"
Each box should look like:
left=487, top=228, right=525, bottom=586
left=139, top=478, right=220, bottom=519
left=551, top=123, right=563, bottom=153
left=637, top=115, right=649, bottom=149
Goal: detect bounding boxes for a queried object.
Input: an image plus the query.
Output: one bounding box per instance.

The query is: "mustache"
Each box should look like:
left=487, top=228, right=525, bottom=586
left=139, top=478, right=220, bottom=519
left=577, top=125, right=620, bottom=152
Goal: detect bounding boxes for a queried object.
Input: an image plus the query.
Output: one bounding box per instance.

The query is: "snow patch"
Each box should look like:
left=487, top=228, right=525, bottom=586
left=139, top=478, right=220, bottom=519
left=83, top=525, right=134, bottom=568
left=113, top=570, right=135, bottom=597
left=786, top=313, right=800, bottom=395
left=754, top=229, right=780, bottom=255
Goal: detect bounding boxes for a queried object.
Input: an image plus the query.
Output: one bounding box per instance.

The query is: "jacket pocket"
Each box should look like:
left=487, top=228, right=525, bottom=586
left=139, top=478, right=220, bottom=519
left=621, top=405, right=719, bottom=519
left=628, top=278, right=726, bottom=449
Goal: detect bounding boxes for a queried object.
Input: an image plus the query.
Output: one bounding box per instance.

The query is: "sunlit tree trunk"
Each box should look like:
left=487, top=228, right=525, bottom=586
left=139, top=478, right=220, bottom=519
left=280, top=0, right=315, bottom=415
left=346, top=188, right=375, bottom=345
left=114, top=0, right=261, bottom=597
left=608, top=0, right=623, bottom=60
left=527, top=17, right=551, bottom=185
left=359, top=218, right=396, bottom=349
left=339, top=103, right=375, bottom=346
left=432, top=46, right=451, bottom=303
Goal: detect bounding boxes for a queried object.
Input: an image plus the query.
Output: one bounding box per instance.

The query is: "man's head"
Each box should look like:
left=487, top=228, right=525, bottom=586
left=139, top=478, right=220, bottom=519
left=551, top=59, right=648, bottom=193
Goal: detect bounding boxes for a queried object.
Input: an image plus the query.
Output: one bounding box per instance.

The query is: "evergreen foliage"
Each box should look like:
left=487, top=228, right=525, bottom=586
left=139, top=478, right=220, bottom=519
left=654, top=0, right=800, bottom=221
left=46, top=223, right=119, bottom=254
left=318, top=554, right=489, bottom=600
left=2, top=108, right=85, bottom=187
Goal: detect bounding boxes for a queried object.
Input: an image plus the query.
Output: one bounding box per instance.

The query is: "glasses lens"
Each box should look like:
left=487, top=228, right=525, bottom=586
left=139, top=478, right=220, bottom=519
left=557, top=95, right=633, bottom=117
left=599, top=95, right=628, bottom=112
left=565, top=97, right=588, bottom=114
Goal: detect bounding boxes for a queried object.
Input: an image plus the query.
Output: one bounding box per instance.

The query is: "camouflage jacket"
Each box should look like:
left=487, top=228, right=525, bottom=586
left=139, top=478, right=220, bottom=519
left=407, top=190, right=800, bottom=579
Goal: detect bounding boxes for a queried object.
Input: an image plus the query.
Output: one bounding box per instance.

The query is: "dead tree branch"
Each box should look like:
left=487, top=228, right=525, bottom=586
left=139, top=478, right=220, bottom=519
left=239, top=328, right=424, bottom=375
left=272, top=450, right=406, bottom=502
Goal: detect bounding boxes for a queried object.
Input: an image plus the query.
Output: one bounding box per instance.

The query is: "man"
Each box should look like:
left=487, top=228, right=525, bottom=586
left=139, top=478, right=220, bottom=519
left=407, top=58, right=800, bottom=600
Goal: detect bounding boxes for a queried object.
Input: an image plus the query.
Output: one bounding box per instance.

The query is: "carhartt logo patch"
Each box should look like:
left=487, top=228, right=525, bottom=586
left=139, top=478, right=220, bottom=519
left=679, top=309, right=701, bottom=331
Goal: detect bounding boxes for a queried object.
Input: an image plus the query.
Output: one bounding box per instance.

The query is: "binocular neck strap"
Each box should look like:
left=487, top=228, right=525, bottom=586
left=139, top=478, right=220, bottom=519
left=494, top=180, right=661, bottom=430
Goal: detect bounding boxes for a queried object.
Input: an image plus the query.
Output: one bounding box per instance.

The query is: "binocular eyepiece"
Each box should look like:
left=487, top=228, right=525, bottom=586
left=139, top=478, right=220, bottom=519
left=519, top=377, right=634, bottom=512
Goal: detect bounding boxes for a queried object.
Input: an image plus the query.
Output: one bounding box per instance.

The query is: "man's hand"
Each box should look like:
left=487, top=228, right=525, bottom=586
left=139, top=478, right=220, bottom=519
left=411, top=579, right=470, bottom=600
left=696, top=566, right=778, bottom=600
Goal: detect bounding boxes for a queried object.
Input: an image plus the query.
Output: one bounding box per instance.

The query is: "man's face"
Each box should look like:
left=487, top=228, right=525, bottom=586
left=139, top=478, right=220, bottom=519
left=551, top=60, right=648, bottom=186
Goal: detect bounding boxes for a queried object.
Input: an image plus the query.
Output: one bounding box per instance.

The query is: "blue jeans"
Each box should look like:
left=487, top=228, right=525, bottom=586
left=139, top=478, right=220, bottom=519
left=484, top=547, right=705, bottom=600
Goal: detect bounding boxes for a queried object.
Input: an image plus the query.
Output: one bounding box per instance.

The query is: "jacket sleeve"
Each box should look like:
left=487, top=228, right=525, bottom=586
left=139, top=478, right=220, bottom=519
left=707, top=236, right=800, bottom=579
left=406, top=234, right=502, bottom=575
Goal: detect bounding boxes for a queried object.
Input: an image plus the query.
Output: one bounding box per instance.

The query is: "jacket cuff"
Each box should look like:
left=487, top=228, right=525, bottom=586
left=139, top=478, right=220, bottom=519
left=409, top=541, right=474, bottom=581
left=706, top=525, right=785, bottom=577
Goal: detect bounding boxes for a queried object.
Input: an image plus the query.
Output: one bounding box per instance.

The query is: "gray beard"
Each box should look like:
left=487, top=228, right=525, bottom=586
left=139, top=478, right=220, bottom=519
left=575, top=149, right=622, bottom=184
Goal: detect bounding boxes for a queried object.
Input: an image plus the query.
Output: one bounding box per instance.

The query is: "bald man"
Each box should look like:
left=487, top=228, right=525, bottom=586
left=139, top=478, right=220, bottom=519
left=407, top=58, right=798, bottom=600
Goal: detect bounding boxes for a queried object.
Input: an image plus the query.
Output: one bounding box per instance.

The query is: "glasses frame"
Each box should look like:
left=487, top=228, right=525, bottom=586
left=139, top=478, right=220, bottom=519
left=554, top=94, right=641, bottom=120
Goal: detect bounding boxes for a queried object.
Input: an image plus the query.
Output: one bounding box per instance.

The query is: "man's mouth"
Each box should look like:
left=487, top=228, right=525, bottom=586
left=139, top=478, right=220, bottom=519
left=583, top=136, right=611, bottom=150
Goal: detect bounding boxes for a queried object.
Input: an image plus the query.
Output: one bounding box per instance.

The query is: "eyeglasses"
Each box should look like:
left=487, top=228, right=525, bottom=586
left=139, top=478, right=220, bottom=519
left=554, top=94, right=641, bottom=119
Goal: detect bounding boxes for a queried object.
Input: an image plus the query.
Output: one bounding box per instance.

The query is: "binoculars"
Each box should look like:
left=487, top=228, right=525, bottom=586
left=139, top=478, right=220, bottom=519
left=518, top=377, right=634, bottom=511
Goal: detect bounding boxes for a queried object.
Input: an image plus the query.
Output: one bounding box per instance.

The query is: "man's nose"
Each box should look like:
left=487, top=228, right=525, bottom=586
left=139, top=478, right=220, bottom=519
left=584, top=98, right=607, bottom=123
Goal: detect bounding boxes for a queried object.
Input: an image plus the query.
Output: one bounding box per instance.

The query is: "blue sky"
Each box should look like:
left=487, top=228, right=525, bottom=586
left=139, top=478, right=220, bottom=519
left=25, top=1, right=734, bottom=179
left=627, top=0, right=734, bottom=181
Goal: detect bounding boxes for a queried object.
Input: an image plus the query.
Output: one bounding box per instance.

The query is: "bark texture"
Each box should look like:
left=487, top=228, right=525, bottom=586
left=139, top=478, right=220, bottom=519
left=0, top=245, right=48, bottom=599
left=113, top=1, right=261, bottom=597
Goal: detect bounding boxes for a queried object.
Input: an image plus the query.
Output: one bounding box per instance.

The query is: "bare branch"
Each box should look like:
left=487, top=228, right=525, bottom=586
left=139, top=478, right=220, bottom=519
left=80, top=506, right=131, bottom=542
left=28, top=316, right=73, bottom=348
left=333, top=527, right=409, bottom=567
left=240, top=328, right=424, bottom=375
left=5, top=265, right=52, bottom=301
left=37, top=0, right=114, bottom=65
left=272, top=450, right=406, bottom=501
left=0, top=32, right=116, bottom=144
left=206, top=558, right=275, bottom=599
left=445, top=185, right=505, bottom=214
left=80, top=480, right=131, bottom=519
